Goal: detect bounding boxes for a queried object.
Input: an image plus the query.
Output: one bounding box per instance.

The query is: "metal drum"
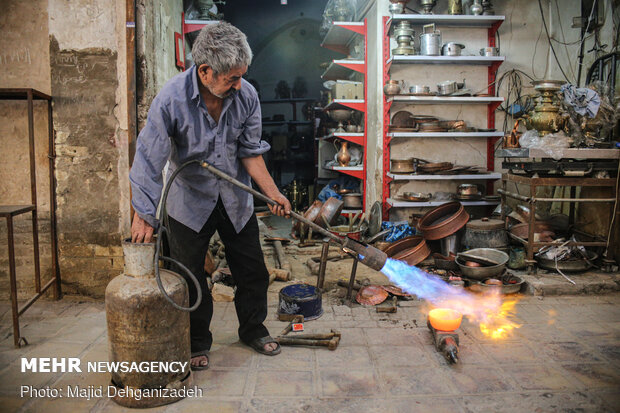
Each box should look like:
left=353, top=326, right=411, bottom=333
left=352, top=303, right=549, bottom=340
left=105, top=240, right=191, bottom=408
left=463, top=218, right=508, bottom=251
left=277, top=284, right=323, bottom=320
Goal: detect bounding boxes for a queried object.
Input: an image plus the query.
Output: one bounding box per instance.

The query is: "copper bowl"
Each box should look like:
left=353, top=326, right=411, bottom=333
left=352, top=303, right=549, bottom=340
left=418, top=202, right=470, bottom=241
left=383, top=235, right=431, bottom=266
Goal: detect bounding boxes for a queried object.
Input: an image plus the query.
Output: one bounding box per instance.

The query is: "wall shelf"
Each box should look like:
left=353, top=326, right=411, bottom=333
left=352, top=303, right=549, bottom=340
left=388, top=131, right=504, bottom=138
left=322, top=60, right=365, bottom=80
left=387, top=198, right=500, bottom=208
left=320, top=132, right=365, bottom=146
left=389, top=55, right=505, bottom=65
left=387, top=96, right=504, bottom=104
left=387, top=172, right=502, bottom=181
left=321, top=22, right=366, bottom=54
left=389, top=14, right=505, bottom=28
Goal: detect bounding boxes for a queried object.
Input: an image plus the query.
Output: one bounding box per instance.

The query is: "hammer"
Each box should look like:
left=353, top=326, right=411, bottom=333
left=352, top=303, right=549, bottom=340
left=277, top=331, right=341, bottom=351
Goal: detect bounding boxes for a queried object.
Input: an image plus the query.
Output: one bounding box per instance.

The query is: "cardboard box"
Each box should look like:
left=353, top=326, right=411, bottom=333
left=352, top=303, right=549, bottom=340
left=333, top=80, right=364, bottom=100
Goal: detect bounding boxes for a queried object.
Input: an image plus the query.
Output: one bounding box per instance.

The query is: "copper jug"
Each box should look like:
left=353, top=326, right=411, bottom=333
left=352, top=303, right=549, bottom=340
left=334, top=139, right=351, bottom=167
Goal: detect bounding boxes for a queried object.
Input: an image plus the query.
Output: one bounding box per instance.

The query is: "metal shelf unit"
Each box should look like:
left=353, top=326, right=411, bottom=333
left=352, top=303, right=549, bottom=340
left=381, top=15, right=504, bottom=218
left=319, top=20, right=368, bottom=210
left=0, top=88, right=61, bottom=348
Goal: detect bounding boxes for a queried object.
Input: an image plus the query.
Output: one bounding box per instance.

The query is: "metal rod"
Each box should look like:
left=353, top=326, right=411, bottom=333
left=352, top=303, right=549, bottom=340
left=7, top=216, right=21, bottom=347
left=48, top=99, right=61, bottom=299
left=200, top=160, right=341, bottom=243
left=18, top=277, right=57, bottom=316
left=346, top=258, right=359, bottom=301
left=317, top=241, right=330, bottom=290
left=497, top=188, right=530, bottom=202
left=533, top=197, right=616, bottom=203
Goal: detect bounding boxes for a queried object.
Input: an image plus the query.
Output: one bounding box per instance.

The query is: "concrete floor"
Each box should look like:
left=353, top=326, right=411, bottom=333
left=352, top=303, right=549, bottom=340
left=0, top=290, right=619, bottom=412
left=0, top=215, right=619, bottom=412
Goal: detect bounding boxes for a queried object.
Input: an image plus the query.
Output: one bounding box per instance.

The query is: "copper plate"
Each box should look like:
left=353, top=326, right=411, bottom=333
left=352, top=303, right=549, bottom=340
left=383, top=235, right=431, bottom=266
left=389, top=126, right=417, bottom=132
left=381, top=285, right=411, bottom=297
left=418, top=201, right=470, bottom=240
left=356, top=285, right=389, bottom=306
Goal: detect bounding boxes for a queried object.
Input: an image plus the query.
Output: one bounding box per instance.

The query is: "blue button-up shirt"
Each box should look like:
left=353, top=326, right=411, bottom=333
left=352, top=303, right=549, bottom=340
left=129, top=65, right=270, bottom=233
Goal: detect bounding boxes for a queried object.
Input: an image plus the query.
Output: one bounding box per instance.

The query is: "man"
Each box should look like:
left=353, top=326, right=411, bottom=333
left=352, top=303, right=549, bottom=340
left=129, top=22, right=291, bottom=370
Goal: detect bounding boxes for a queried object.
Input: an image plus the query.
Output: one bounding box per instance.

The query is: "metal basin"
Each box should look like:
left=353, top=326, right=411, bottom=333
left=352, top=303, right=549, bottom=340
left=536, top=251, right=598, bottom=273
left=383, top=235, right=431, bottom=266
left=456, top=248, right=509, bottom=280
left=418, top=201, right=469, bottom=240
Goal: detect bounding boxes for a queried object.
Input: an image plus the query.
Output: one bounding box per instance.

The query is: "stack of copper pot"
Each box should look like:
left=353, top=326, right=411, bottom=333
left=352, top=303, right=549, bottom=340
left=381, top=202, right=470, bottom=267
left=291, top=197, right=344, bottom=239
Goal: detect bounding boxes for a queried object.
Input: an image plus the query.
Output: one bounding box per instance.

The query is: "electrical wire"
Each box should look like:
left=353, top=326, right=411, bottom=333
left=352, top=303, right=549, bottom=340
left=538, top=0, right=572, bottom=82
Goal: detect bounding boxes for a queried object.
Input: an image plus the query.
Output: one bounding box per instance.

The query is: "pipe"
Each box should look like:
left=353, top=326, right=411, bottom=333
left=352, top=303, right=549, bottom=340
left=199, top=160, right=388, bottom=271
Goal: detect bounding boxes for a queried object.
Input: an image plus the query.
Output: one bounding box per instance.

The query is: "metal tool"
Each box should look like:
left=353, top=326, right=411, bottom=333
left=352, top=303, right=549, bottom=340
left=427, top=320, right=459, bottom=364
left=277, top=329, right=342, bottom=351
left=198, top=160, right=388, bottom=272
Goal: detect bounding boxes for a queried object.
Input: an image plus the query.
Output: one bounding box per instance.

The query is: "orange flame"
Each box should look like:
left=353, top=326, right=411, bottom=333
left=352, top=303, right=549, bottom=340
left=424, top=290, right=521, bottom=340
left=477, top=298, right=521, bottom=339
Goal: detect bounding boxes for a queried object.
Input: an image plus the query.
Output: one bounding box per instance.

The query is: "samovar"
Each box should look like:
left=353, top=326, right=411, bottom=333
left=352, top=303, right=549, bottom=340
left=522, top=80, right=568, bottom=136
left=284, top=179, right=308, bottom=212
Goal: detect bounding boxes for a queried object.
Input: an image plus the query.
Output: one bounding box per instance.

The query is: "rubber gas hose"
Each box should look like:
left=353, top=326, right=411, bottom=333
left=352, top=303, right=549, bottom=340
left=154, top=159, right=203, bottom=312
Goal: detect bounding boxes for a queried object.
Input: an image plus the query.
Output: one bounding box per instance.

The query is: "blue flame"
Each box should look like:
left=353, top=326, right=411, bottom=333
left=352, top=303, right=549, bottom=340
left=380, top=258, right=500, bottom=318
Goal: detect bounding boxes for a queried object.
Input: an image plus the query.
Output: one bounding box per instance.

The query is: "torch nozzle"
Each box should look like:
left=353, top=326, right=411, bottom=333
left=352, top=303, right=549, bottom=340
left=342, top=238, right=388, bottom=271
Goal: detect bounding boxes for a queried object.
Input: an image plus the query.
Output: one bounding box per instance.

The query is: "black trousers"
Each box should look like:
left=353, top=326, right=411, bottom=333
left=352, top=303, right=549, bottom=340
left=166, top=198, right=269, bottom=353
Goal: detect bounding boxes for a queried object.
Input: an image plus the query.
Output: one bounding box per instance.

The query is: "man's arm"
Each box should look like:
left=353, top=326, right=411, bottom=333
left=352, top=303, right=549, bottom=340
left=241, top=156, right=291, bottom=217
left=129, top=96, right=173, bottom=242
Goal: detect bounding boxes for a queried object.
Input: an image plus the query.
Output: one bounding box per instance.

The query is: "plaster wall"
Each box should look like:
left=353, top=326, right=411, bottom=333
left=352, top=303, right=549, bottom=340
left=48, top=0, right=130, bottom=297
left=136, top=0, right=184, bottom=129
left=0, top=0, right=53, bottom=298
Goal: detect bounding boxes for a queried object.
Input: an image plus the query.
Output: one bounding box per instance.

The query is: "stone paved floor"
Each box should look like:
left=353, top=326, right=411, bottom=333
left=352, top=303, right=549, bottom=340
left=0, top=291, right=619, bottom=412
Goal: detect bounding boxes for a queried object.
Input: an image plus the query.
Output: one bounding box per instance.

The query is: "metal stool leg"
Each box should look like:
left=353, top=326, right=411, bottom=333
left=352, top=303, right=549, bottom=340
left=7, top=216, right=26, bottom=347
left=346, top=259, right=359, bottom=301
left=316, top=240, right=330, bottom=290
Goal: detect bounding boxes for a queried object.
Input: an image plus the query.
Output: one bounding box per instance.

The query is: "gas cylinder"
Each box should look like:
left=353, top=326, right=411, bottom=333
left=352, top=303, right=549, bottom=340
left=105, top=239, right=192, bottom=408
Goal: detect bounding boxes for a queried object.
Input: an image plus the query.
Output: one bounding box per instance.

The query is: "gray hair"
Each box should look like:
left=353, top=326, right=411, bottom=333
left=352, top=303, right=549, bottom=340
left=192, top=22, right=253, bottom=75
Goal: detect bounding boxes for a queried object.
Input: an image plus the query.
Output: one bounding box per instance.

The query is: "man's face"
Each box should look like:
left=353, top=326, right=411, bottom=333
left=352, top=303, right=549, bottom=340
left=199, top=65, right=247, bottom=99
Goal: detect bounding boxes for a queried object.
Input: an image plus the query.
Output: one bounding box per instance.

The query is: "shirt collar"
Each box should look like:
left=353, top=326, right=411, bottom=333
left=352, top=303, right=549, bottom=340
left=190, top=65, right=200, bottom=105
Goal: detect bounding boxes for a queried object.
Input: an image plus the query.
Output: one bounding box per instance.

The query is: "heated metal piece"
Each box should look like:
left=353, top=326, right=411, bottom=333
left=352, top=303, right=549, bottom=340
left=427, top=320, right=460, bottom=364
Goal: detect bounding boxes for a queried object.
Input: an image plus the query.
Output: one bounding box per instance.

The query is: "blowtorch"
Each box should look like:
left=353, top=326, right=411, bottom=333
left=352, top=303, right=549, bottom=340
left=154, top=159, right=388, bottom=312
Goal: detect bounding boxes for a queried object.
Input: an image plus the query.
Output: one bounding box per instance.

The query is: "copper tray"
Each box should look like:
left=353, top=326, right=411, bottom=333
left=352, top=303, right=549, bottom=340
left=400, top=192, right=432, bottom=202
left=389, top=126, right=418, bottom=132
left=356, top=285, right=389, bottom=306
left=391, top=110, right=416, bottom=128
left=383, top=235, right=431, bottom=266
left=418, top=201, right=469, bottom=240
left=381, top=285, right=411, bottom=296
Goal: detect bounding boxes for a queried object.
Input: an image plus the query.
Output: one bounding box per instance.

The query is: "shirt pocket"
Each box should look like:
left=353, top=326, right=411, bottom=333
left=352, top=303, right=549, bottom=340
left=225, top=123, right=243, bottom=158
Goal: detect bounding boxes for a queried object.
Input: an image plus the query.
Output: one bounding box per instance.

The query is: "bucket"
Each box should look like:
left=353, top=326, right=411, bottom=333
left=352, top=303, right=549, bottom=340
left=277, top=284, right=323, bottom=321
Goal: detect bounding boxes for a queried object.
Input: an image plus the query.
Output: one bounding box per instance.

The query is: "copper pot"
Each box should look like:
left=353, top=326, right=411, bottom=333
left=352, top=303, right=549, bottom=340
left=342, top=193, right=362, bottom=209
left=383, top=235, right=431, bottom=266
left=457, top=183, right=480, bottom=196
left=418, top=201, right=469, bottom=240
left=390, top=158, right=415, bottom=173
left=318, top=197, right=344, bottom=226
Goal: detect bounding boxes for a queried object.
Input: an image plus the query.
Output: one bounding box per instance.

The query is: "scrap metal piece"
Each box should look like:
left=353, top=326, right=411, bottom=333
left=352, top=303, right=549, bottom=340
left=356, top=285, right=388, bottom=306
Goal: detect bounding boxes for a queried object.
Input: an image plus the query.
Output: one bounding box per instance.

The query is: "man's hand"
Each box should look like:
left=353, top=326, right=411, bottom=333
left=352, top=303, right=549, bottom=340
left=131, top=211, right=154, bottom=243
left=267, top=192, right=292, bottom=218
